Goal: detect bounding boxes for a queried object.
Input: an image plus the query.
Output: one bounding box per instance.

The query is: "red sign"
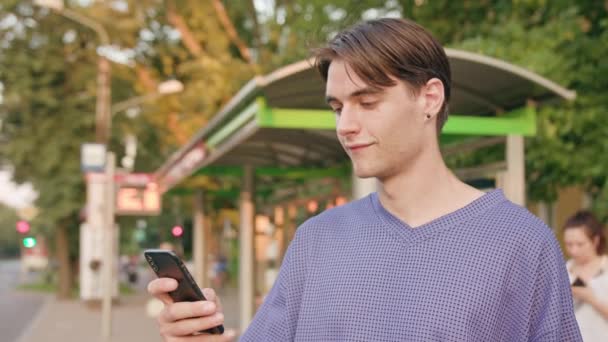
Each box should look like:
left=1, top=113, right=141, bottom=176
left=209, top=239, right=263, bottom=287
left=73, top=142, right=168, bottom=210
left=115, top=183, right=161, bottom=216
left=16, top=220, right=30, bottom=234
left=115, top=173, right=155, bottom=187
left=171, top=225, right=184, bottom=237
left=86, top=173, right=155, bottom=186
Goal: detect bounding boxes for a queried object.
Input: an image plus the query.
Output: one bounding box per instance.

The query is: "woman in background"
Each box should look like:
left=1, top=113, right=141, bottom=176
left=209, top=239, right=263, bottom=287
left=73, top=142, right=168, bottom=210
left=563, top=211, right=608, bottom=342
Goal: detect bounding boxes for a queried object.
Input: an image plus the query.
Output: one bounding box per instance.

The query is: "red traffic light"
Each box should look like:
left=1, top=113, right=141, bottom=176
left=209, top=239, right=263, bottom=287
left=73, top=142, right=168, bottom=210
left=16, top=220, right=30, bottom=234
left=171, top=225, right=183, bottom=237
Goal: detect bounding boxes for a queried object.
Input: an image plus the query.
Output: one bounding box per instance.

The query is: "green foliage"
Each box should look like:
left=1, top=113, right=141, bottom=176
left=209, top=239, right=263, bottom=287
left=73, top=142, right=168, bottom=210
left=0, top=204, right=20, bottom=256
left=414, top=1, right=608, bottom=214
left=226, top=0, right=399, bottom=71
left=0, top=2, right=98, bottom=262
left=122, top=0, right=254, bottom=151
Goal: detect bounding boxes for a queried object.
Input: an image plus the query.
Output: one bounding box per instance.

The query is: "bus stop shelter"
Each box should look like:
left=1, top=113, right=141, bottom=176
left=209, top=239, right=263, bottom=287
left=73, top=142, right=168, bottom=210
left=154, top=48, right=575, bottom=331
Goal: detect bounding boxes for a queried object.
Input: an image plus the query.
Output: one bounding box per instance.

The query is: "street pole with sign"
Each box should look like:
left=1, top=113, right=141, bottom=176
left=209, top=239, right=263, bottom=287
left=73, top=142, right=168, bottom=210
left=101, top=152, right=115, bottom=341
left=80, top=146, right=118, bottom=342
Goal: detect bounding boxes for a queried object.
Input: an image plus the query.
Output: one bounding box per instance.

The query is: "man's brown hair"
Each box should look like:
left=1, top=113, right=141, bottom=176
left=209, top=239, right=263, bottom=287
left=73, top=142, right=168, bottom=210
left=313, top=18, right=451, bottom=132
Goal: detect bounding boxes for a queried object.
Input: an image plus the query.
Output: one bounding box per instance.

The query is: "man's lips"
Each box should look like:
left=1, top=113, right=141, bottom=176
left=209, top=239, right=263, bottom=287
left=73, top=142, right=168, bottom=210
left=345, top=143, right=374, bottom=151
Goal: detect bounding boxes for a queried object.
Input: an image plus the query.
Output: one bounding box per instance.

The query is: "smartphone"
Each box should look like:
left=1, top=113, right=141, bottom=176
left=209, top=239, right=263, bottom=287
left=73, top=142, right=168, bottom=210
left=144, top=249, right=224, bottom=335
left=572, top=277, right=586, bottom=287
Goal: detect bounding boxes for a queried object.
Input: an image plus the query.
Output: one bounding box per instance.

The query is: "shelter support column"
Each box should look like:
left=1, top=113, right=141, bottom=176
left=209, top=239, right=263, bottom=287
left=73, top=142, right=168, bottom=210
left=287, top=204, right=297, bottom=241
left=503, top=134, right=526, bottom=206
left=239, top=165, right=255, bottom=331
left=193, top=189, right=208, bottom=288
left=274, top=206, right=287, bottom=265
left=276, top=204, right=297, bottom=266
left=537, top=201, right=550, bottom=226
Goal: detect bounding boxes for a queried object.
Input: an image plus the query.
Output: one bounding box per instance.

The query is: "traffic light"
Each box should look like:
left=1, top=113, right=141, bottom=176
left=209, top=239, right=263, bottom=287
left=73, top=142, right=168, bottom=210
left=16, top=220, right=30, bottom=234
left=23, top=237, right=37, bottom=248
left=171, top=225, right=184, bottom=237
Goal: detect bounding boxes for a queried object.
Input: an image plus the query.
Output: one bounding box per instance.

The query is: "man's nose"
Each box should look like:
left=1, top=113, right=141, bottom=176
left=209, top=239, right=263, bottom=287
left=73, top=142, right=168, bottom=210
left=336, top=106, right=360, bottom=137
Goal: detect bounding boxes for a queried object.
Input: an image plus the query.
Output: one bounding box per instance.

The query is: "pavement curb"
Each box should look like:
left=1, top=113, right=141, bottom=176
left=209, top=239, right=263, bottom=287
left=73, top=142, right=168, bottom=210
left=14, top=294, right=54, bottom=342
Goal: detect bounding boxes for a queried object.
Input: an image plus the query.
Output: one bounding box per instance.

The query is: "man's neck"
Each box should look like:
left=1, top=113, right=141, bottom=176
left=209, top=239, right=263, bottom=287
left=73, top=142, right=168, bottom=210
left=377, top=147, right=484, bottom=228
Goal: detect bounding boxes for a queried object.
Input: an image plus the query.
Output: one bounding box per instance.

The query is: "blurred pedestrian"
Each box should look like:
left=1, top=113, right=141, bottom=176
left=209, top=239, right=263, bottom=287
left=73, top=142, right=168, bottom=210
left=212, top=254, right=228, bottom=289
left=564, top=211, right=608, bottom=342
left=120, top=254, right=139, bottom=286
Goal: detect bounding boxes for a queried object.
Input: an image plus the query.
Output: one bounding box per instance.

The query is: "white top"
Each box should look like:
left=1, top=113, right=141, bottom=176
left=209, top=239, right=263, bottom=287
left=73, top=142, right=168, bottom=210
left=567, top=255, right=608, bottom=342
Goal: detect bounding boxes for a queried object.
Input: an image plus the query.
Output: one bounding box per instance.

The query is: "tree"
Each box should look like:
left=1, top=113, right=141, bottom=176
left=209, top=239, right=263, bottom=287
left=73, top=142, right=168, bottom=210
left=112, top=0, right=254, bottom=157
left=0, top=204, right=20, bottom=257
left=444, top=1, right=608, bottom=219
left=0, top=1, right=102, bottom=297
left=0, top=0, right=258, bottom=297
left=226, top=0, right=608, bottom=218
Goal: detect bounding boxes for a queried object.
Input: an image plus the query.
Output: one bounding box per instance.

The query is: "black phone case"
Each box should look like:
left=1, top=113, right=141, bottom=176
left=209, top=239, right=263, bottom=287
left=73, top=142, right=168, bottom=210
left=144, top=249, right=224, bottom=335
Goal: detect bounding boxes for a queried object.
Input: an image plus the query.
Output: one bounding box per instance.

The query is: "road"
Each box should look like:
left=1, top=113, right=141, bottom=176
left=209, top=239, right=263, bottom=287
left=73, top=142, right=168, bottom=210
left=0, top=259, right=46, bottom=342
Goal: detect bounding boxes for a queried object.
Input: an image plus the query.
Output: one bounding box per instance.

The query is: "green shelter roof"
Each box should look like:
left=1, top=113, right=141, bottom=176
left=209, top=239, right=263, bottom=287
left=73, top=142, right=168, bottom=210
left=156, top=49, right=575, bottom=192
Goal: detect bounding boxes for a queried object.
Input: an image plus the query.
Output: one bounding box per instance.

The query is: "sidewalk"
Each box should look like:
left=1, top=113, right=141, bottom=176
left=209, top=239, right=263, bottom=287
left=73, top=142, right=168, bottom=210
left=17, top=287, right=241, bottom=342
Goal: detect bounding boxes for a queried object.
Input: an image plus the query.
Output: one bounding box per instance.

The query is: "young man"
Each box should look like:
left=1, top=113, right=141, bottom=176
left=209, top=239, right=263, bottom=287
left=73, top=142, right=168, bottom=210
left=148, top=18, right=582, bottom=341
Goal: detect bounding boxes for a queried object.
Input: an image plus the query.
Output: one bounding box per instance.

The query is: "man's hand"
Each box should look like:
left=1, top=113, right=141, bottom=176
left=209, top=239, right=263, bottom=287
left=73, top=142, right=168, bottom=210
left=148, top=278, right=237, bottom=341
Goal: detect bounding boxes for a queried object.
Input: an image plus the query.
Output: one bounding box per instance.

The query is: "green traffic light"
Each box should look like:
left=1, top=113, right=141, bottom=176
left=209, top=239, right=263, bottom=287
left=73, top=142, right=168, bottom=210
left=23, top=237, right=37, bottom=248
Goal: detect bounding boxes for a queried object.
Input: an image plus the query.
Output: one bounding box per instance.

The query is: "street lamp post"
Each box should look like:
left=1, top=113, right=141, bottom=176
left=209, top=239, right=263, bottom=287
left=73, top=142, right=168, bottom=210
left=111, top=79, right=184, bottom=171
left=34, top=1, right=113, bottom=341
left=111, top=79, right=184, bottom=116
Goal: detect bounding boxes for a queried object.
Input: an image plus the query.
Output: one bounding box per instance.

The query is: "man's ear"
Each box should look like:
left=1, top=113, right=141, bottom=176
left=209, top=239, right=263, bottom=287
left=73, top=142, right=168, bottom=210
left=422, top=78, right=444, bottom=120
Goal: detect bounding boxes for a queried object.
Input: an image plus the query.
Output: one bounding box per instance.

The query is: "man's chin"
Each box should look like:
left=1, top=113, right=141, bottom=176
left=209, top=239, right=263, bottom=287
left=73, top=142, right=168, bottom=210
left=352, top=165, right=377, bottom=179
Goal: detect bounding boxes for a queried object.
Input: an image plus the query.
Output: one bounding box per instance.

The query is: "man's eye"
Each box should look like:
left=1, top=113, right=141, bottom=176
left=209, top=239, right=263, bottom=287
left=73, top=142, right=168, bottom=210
left=360, top=101, right=377, bottom=108
left=332, top=107, right=342, bottom=115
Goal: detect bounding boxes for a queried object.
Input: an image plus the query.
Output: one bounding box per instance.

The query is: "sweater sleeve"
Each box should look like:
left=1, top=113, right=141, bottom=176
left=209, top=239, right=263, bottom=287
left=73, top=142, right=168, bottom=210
left=528, top=235, right=582, bottom=342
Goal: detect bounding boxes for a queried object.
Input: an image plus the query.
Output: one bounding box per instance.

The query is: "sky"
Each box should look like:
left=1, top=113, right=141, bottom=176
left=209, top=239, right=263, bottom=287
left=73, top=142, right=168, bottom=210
left=0, top=170, right=37, bottom=209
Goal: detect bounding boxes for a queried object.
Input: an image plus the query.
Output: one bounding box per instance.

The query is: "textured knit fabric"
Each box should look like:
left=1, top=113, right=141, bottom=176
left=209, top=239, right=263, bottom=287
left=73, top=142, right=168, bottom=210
left=240, top=189, right=582, bottom=341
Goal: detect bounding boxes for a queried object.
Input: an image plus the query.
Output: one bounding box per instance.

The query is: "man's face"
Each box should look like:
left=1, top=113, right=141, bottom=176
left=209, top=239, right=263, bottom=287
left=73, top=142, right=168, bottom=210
left=325, top=60, right=429, bottom=180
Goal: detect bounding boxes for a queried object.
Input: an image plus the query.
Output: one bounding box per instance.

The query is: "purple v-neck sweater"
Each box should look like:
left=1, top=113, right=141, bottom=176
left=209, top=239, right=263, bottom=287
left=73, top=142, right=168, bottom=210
left=240, top=190, right=582, bottom=341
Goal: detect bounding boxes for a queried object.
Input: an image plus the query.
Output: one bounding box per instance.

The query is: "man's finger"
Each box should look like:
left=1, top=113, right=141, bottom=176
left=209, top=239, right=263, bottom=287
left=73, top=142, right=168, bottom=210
left=159, top=301, right=217, bottom=323
left=166, top=329, right=237, bottom=342
left=202, top=288, right=223, bottom=312
left=148, top=278, right=178, bottom=305
left=159, top=312, right=225, bottom=337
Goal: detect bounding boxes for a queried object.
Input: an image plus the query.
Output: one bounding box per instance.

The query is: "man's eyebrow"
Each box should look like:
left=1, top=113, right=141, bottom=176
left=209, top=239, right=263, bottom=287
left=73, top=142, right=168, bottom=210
left=325, top=86, right=384, bottom=104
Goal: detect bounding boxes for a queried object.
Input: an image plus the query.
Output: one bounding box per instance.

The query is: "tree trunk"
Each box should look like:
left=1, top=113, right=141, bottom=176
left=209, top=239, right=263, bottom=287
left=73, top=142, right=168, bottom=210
left=56, top=223, right=72, bottom=299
